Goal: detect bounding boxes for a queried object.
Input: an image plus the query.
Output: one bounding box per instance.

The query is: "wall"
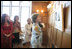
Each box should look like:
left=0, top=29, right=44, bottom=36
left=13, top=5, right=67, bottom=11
left=47, top=1, right=71, bottom=48
left=64, top=4, right=71, bottom=34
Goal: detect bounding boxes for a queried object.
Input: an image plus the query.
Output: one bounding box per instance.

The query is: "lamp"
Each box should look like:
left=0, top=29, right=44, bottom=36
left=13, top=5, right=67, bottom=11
left=41, top=10, right=43, bottom=13
left=36, top=10, right=39, bottom=13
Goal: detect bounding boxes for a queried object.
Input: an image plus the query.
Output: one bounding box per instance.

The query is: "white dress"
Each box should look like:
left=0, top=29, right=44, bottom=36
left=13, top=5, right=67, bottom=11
left=31, top=23, right=42, bottom=48
left=25, top=23, right=32, bottom=42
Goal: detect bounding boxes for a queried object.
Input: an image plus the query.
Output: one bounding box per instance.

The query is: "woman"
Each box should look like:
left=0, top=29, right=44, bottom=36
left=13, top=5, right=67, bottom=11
left=8, top=16, right=13, bottom=23
left=31, top=13, right=42, bottom=48
left=12, top=16, right=21, bottom=48
left=25, top=18, right=32, bottom=43
left=1, top=14, right=13, bottom=48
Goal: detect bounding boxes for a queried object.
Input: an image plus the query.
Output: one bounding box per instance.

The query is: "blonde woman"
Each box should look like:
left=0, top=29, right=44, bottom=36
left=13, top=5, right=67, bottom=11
left=25, top=18, right=32, bottom=43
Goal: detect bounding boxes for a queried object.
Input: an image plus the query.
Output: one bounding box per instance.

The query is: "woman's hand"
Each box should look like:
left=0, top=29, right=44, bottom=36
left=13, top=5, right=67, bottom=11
left=6, top=34, right=11, bottom=37
left=29, top=34, right=31, bottom=36
left=19, top=31, right=23, bottom=35
left=6, top=35, right=9, bottom=37
left=4, top=34, right=7, bottom=37
left=4, top=34, right=9, bottom=37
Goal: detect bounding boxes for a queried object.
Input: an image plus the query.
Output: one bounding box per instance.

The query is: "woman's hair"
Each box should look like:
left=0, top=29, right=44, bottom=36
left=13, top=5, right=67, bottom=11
left=27, top=18, right=31, bottom=21
left=32, top=13, right=39, bottom=23
left=13, top=15, right=19, bottom=24
left=1, top=14, right=10, bottom=26
left=38, top=22, right=43, bottom=28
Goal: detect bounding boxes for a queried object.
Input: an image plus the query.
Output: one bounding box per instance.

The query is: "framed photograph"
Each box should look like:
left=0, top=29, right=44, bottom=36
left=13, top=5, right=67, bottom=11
left=55, top=4, right=64, bottom=31
left=55, top=7, right=60, bottom=21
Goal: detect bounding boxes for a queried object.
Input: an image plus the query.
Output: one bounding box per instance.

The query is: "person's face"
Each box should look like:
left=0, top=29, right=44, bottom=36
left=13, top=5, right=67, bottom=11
left=16, top=16, right=19, bottom=21
left=36, top=16, right=41, bottom=23
left=27, top=18, right=31, bottom=24
left=5, top=15, right=9, bottom=21
left=7, top=16, right=10, bottom=20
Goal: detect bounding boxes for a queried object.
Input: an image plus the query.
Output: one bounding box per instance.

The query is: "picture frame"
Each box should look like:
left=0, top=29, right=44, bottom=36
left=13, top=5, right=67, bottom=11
left=55, top=4, right=64, bottom=31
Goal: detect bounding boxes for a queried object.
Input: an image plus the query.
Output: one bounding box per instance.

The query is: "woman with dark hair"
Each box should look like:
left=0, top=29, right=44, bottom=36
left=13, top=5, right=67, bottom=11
left=31, top=13, right=42, bottom=48
left=1, top=14, right=13, bottom=48
left=12, top=16, right=21, bottom=48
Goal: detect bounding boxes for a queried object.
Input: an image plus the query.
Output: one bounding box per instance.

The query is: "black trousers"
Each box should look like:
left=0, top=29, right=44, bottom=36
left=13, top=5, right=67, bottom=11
left=12, top=32, right=20, bottom=47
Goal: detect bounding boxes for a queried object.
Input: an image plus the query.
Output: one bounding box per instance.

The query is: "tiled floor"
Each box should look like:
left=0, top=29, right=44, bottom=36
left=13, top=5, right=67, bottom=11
left=13, top=42, right=48, bottom=48
left=23, top=43, right=48, bottom=48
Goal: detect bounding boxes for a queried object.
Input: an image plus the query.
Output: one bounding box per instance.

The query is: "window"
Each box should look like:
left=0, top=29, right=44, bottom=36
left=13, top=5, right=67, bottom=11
left=1, top=1, right=10, bottom=16
left=2, top=7, right=10, bottom=16
left=1, top=1, right=32, bottom=32
left=11, top=7, right=19, bottom=21
left=3, top=1, right=10, bottom=6
left=12, top=1, right=19, bottom=6
left=20, top=1, right=30, bottom=6
left=21, top=7, right=30, bottom=27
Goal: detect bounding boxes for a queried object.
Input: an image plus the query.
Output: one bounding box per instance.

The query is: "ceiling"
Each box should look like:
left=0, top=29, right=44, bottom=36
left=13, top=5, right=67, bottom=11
left=32, top=1, right=50, bottom=3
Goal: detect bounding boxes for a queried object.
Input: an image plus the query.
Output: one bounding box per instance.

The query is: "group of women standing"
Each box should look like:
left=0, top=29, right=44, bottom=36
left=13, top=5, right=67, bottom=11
left=1, top=14, right=21, bottom=48
left=1, top=13, right=44, bottom=48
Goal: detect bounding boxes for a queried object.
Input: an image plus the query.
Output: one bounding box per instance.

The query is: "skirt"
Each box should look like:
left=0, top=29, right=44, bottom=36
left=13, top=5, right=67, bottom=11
left=1, top=34, right=12, bottom=48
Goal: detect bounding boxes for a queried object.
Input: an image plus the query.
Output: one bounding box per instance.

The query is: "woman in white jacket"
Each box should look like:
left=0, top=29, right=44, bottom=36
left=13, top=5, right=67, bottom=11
left=31, top=13, right=42, bottom=48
